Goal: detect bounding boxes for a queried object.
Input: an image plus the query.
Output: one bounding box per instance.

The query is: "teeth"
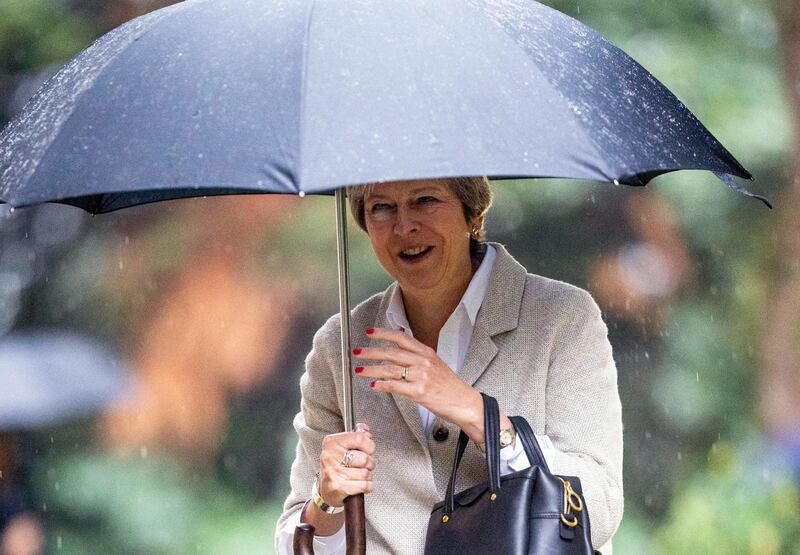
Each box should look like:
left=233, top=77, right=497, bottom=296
left=401, top=246, right=429, bottom=256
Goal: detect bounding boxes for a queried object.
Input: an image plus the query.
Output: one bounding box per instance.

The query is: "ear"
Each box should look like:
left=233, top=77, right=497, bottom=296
left=471, top=215, right=485, bottom=235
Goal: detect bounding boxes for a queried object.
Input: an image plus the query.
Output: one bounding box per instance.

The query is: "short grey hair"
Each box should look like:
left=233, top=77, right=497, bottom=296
left=347, top=176, right=493, bottom=241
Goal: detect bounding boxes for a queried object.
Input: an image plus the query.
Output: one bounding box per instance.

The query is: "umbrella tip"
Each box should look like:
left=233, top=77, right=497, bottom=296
left=714, top=172, right=772, bottom=210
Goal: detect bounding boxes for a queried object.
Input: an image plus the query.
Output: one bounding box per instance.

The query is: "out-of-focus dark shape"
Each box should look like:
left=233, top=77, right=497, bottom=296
left=0, top=0, right=759, bottom=214
left=0, top=330, right=130, bottom=429
left=0, top=434, right=42, bottom=555
left=588, top=191, right=695, bottom=332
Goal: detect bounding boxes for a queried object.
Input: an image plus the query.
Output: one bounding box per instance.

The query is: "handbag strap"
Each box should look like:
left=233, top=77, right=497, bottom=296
left=509, top=415, right=550, bottom=472
left=441, top=396, right=556, bottom=514
left=444, top=393, right=501, bottom=515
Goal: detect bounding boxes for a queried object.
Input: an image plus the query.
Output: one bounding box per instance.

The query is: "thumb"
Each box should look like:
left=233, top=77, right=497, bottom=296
left=355, top=422, right=370, bottom=433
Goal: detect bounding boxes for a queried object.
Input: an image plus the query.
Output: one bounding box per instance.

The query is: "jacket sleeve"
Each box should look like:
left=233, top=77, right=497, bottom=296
left=544, top=288, right=624, bottom=549
left=274, top=314, right=346, bottom=554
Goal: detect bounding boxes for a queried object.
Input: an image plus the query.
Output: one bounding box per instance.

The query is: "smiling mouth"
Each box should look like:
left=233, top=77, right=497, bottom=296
left=398, top=246, right=433, bottom=261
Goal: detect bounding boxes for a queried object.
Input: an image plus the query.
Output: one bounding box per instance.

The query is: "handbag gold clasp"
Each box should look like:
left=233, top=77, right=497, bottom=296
left=560, top=513, right=578, bottom=527
left=561, top=479, right=584, bottom=512
left=557, top=477, right=584, bottom=527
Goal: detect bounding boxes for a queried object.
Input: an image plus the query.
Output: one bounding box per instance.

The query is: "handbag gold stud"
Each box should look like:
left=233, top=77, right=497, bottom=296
left=442, top=515, right=449, bottom=523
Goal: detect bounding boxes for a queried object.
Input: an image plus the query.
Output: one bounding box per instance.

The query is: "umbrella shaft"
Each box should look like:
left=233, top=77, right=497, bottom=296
left=335, top=188, right=356, bottom=433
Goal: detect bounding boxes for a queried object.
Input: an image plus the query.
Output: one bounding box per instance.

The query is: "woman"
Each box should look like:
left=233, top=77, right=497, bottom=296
left=276, top=177, right=623, bottom=554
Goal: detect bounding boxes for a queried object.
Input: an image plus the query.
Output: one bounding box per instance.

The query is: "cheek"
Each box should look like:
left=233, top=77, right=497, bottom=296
left=368, top=232, right=394, bottom=266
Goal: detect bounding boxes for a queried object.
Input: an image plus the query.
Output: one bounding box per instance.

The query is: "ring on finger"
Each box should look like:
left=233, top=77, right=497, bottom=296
left=340, top=450, right=355, bottom=468
left=401, top=367, right=409, bottom=381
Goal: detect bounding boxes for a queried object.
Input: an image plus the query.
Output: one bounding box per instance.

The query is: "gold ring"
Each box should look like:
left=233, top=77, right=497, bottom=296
left=401, top=367, right=409, bottom=381
left=340, top=450, right=355, bottom=468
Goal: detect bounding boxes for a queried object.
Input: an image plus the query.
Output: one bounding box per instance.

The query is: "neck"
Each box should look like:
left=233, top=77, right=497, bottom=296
left=400, top=252, right=482, bottom=349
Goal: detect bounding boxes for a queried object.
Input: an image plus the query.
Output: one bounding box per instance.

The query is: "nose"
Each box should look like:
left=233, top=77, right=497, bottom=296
left=393, top=205, right=419, bottom=235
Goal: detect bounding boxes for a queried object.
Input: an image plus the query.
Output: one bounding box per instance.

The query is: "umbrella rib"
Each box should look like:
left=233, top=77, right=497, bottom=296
left=295, top=0, right=317, bottom=195
left=454, top=1, right=617, bottom=183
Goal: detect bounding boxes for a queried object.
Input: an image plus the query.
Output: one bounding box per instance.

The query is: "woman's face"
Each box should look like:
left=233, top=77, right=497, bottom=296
left=363, top=179, right=474, bottom=297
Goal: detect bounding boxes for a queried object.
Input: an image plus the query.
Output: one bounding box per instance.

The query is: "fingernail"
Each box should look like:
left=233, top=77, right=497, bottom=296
left=353, top=348, right=362, bottom=355
left=366, top=328, right=375, bottom=335
left=370, top=381, right=376, bottom=388
left=355, top=366, right=364, bottom=374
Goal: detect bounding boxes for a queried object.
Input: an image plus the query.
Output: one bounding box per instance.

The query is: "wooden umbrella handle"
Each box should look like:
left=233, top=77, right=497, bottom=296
left=344, top=494, right=366, bottom=555
left=292, top=494, right=366, bottom=555
left=292, top=523, right=315, bottom=555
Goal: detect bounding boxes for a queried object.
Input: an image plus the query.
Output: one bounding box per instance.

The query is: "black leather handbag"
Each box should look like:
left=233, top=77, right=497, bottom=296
left=424, top=393, right=598, bottom=554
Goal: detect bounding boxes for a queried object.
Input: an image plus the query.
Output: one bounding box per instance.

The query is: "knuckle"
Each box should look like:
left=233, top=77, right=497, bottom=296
left=320, top=452, right=334, bottom=468
left=349, top=431, right=367, bottom=446
left=353, top=433, right=366, bottom=449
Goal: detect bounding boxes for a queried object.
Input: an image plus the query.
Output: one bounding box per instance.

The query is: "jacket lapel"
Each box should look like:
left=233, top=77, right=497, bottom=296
left=379, top=243, right=528, bottom=449
left=459, top=243, right=528, bottom=387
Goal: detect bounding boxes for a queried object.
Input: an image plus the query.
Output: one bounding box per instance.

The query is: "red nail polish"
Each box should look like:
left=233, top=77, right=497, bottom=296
left=370, top=381, right=376, bottom=388
left=366, top=328, right=375, bottom=335
left=355, top=366, right=364, bottom=374
left=353, top=348, right=362, bottom=355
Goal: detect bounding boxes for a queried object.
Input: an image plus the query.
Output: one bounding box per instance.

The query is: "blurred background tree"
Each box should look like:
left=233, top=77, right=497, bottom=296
left=0, top=1, right=798, bottom=553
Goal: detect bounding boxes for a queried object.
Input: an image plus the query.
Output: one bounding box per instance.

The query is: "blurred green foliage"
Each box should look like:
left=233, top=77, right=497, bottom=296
left=31, top=451, right=276, bottom=554
left=0, top=0, right=92, bottom=74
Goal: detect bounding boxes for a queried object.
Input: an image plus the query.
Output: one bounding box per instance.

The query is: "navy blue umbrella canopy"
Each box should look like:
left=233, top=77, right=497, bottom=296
left=0, top=0, right=764, bottom=212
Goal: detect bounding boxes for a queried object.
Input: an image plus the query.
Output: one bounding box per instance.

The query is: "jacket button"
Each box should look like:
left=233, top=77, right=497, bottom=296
left=433, top=427, right=449, bottom=442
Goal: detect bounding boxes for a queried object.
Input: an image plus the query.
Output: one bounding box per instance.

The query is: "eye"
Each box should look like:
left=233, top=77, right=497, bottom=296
left=417, top=196, right=439, bottom=204
left=369, top=202, right=392, bottom=213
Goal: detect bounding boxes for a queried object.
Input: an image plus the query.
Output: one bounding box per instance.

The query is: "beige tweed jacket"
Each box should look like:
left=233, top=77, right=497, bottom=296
left=276, top=243, right=623, bottom=554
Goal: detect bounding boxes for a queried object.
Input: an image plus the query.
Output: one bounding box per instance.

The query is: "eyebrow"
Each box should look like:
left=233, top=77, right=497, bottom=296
left=366, top=186, right=444, bottom=202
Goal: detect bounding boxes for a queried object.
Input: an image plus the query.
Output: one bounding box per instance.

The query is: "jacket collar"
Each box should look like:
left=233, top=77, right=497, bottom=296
left=371, top=242, right=528, bottom=450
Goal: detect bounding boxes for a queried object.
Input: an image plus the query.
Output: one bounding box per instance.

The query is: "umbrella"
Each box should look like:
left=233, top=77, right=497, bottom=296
left=0, top=1, right=766, bottom=552
left=0, top=331, right=130, bottom=429
left=0, top=0, right=767, bottom=211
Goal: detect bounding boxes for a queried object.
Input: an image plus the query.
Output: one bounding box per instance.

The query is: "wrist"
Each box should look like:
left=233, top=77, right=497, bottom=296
left=302, top=498, right=345, bottom=537
left=312, top=472, right=344, bottom=514
left=461, top=388, right=485, bottom=444
left=474, top=407, right=516, bottom=451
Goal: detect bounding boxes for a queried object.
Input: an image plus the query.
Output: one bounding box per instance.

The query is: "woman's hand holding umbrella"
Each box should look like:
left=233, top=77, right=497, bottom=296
left=302, top=423, right=376, bottom=537
left=354, top=328, right=512, bottom=449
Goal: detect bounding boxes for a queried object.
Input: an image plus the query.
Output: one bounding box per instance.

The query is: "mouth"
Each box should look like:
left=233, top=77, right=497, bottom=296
left=398, top=245, right=433, bottom=262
